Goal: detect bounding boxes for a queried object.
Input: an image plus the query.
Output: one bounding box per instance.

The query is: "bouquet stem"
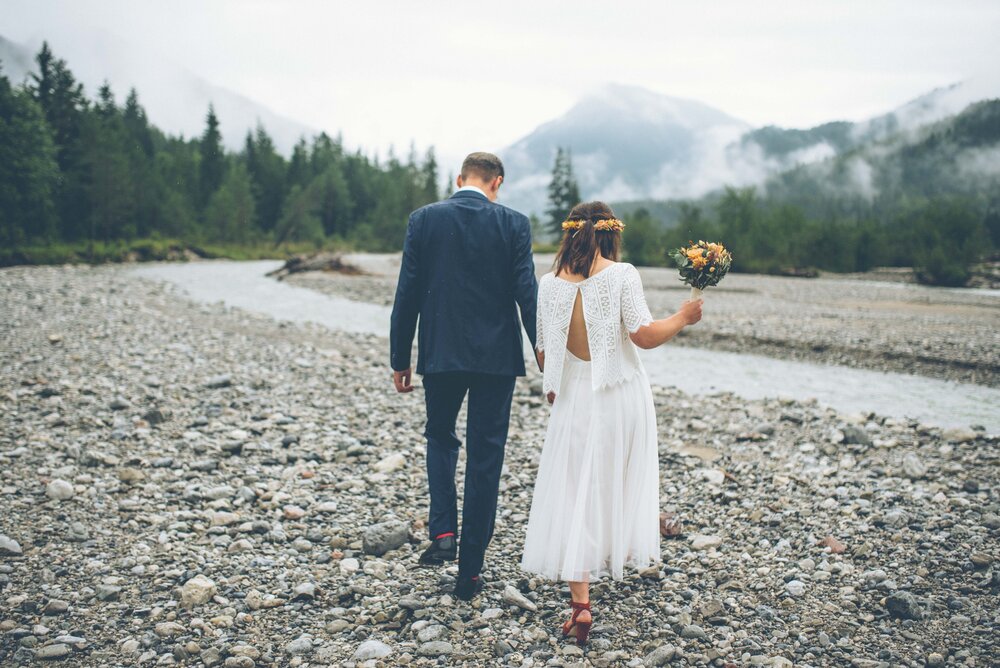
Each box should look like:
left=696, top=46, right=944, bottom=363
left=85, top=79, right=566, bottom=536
left=690, top=286, right=703, bottom=301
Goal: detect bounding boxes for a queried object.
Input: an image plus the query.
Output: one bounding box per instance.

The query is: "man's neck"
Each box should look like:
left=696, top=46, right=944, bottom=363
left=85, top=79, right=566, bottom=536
left=456, top=184, right=488, bottom=199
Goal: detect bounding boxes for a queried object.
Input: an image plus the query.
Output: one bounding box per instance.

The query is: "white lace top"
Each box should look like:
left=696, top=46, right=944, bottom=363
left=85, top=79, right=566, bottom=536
left=536, top=262, right=654, bottom=395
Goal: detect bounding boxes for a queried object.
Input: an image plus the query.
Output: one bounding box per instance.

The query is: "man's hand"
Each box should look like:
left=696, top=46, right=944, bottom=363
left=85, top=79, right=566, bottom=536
left=393, top=368, right=414, bottom=393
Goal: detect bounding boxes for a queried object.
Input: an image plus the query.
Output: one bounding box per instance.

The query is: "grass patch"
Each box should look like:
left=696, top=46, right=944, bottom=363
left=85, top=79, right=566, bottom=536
left=0, top=239, right=350, bottom=267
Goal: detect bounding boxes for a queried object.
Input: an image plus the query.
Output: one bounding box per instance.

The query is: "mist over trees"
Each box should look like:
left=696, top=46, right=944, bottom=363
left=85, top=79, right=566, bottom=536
left=617, top=100, right=1000, bottom=286
left=0, top=43, right=439, bottom=260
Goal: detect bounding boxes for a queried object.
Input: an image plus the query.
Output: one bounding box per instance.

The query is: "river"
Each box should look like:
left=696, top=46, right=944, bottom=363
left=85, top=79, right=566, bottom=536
left=131, top=260, right=999, bottom=432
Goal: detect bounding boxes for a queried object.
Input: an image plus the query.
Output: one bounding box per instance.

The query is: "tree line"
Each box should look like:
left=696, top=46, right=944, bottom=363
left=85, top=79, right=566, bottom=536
left=0, top=43, right=440, bottom=260
left=544, top=141, right=999, bottom=287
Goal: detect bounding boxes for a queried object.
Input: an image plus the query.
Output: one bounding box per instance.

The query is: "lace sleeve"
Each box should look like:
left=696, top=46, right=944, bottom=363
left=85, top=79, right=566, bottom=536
left=621, top=264, right=653, bottom=333
left=535, top=276, right=546, bottom=352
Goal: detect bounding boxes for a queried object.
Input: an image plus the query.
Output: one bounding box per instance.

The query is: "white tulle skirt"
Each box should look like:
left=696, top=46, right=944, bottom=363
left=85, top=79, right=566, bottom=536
left=521, top=350, right=660, bottom=582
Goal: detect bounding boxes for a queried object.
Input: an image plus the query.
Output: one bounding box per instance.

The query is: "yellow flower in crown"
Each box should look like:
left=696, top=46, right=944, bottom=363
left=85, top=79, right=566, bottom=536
left=561, top=219, right=585, bottom=231
left=593, top=218, right=625, bottom=232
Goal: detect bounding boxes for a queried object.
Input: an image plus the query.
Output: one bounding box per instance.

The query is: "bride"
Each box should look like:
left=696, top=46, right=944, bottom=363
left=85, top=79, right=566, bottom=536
left=521, top=201, right=703, bottom=645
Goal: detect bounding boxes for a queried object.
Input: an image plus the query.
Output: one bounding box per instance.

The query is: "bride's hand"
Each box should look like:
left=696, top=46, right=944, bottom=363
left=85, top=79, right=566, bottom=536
left=679, top=299, right=703, bottom=326
left=547, top=391, right=555, bottom=405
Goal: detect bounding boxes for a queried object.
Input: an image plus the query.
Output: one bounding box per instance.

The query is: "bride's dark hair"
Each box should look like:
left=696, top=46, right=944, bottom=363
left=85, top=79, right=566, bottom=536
left=553, top=201, right=622, bottom=278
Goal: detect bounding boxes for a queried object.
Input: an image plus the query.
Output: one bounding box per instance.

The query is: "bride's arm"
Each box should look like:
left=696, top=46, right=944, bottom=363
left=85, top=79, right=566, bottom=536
left=629, top=300, right=702, bottom=349
left=535, top=350, right=545, bottom=372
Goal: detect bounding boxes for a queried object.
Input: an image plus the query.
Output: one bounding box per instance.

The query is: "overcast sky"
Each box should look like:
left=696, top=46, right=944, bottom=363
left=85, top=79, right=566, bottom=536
left=4, top=0, right=999, bottom=168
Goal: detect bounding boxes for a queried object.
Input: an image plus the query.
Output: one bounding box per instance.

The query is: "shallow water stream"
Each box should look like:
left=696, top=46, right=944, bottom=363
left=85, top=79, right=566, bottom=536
left=131, top=260, right=999, bottom=432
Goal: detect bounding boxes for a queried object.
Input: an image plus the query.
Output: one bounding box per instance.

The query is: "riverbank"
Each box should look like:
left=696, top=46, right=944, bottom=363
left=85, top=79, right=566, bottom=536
left=0, top=239, right=338, bottom=268
left=0, top=264, right=997, bottom=667
left=283, top=253, right=1000, bottom=388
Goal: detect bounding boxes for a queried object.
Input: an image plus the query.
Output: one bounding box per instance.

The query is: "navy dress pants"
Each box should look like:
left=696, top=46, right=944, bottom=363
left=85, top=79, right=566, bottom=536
left=422, top=371, right=516, bottom=578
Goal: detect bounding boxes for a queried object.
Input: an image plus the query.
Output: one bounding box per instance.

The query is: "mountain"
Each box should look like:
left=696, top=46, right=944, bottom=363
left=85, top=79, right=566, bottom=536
left=501, top=80, right=1000, bottom=218
left=0, top=32, right=315, bottom=154
left=762, top=98, right=1000, bottom=217
left=498, top=84, right=751, bottom=216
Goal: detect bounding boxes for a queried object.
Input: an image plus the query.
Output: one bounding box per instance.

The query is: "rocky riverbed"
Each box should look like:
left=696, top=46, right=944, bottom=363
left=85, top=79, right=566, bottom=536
left=1, top=264, right=998, bottom=667
left=285, top=254, right=1000, bottom=387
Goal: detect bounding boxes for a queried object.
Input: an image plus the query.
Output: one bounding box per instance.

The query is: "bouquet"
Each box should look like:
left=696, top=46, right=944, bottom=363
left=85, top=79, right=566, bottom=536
left=669, top=240, right=733, bottom=300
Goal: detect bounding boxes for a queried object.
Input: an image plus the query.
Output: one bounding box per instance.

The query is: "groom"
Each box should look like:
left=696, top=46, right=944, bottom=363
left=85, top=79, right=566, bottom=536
left=390, top=151, right=537, bottom=600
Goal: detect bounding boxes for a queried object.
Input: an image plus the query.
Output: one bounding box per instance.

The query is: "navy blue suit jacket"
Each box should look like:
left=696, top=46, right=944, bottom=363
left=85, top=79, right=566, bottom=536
left=390, top=190, right=538, bottom=377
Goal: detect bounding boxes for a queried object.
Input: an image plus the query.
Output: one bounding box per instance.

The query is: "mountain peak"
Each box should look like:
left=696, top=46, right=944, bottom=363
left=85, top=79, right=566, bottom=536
left=498, top=83, right=750, bottom=214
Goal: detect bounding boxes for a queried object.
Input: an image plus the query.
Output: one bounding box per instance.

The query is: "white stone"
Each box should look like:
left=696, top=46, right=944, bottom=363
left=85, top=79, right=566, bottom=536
left=689, top=534, right=723, bottom=550
left=45, top=479, right=74, bottom=501
left=698, top=469, right=726, bottom=485
left=340, top=558, right=360, bottom=574
left=373, top=453, right=406, bottom=473
left=785, top=580, right=806, bottom=597
left=502, top=585, right=537, bottom=612
left=180, top=575, right=217, bottom=607
left=353, top=640, right=392, bottom=661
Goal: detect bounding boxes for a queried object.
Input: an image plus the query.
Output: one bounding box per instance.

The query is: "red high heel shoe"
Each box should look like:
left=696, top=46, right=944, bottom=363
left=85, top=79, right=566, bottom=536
left=561, top=601, right=592, bottom=645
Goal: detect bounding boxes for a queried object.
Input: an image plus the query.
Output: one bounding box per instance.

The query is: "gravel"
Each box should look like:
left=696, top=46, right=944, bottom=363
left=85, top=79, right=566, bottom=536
left=0, top=263, right=997, bottom=666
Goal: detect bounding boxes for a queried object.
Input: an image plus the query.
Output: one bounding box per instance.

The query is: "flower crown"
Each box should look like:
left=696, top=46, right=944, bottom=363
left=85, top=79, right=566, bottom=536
left=561, top=217, right=626, bottom=233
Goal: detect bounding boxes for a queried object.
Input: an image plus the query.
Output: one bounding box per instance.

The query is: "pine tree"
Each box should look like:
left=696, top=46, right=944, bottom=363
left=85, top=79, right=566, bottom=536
left=86, top=82, right=135, bottom=241
left=546, top=147, right=580, bottom=235
left=420, top=147, right=439, bottom=203
left=198, top=105, right=225, bottom=209
left=0, top=64, right=60, bottom=246
left=274, top=184, right=324, bottom=247
left=29, top=43, right=89, bottom=240
left=287, top=137, right=311, bottom=189
left=204, top=162, right=256, bottom=242
left=245, top=124, right=286, bottom=233
left=309, top=164, right=353, bottom=238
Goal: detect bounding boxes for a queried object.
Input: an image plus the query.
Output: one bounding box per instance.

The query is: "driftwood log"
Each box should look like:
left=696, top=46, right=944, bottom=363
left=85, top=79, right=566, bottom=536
left=266, top=252, right=365, bottom=280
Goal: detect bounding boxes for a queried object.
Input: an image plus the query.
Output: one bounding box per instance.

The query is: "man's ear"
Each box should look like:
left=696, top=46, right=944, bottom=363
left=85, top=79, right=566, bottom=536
left=456, top=174, right=464, bottom=189
left=492, top=176, right=503, bottom=192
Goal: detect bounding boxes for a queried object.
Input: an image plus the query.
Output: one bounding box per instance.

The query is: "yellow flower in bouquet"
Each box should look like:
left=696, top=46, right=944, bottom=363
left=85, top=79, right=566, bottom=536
left=668, top=240, right=733, bottom=298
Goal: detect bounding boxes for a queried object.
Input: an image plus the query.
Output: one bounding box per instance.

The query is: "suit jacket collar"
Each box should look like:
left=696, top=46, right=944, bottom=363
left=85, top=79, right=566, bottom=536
left=450, top=189, right=489, bottom=201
